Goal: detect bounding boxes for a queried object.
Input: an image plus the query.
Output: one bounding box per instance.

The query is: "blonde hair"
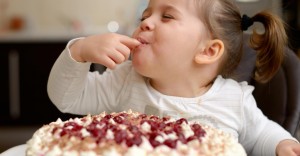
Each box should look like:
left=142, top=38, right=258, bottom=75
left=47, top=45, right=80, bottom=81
left=195, top=0, right=287, bottom=83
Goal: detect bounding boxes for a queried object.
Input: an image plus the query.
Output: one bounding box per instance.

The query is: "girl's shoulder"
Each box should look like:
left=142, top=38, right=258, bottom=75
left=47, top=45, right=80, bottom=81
left=212, top=76, right=255, bottom=95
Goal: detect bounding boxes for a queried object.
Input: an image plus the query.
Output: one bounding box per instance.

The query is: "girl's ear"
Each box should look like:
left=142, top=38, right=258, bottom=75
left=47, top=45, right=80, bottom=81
left=194, top=39, right=224, bottom=64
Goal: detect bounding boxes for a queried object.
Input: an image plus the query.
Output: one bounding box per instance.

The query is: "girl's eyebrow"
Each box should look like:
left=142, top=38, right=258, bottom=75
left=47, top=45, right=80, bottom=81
left=162, top=5, right=182, bottom=14
left=142, top=4, right=182, bottom=15
left=142, top=7, right=151, bottom=15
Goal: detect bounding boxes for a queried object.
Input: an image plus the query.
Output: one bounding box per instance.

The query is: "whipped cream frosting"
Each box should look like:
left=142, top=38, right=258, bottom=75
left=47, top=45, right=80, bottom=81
left=26, top=110, right=246, bottom=156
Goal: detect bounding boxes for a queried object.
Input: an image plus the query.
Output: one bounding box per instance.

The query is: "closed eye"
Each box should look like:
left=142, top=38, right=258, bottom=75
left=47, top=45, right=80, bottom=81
left=140, top=17, right=145, bottom=22
left=162, top=14, right=174, bottom=19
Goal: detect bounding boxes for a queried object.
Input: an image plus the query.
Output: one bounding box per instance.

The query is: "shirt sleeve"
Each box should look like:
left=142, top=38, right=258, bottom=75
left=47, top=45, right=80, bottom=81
left=238, top=83, right=297, bottom=156
left=47, top=38, right=132, bottom=115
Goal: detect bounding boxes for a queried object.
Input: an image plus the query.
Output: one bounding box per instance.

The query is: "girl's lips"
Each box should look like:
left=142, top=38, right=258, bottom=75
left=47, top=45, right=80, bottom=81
left=132, top=41, right=148, bottom=52
left=137, top=37, right=149, bottom=44
left=132, top=37, right=150, bottom=52
left=135, top=43, right=148, bottom=50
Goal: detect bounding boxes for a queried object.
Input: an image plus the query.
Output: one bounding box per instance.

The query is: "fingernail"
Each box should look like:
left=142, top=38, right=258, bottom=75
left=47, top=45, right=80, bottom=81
left=135, top=39, right=141, bottom=44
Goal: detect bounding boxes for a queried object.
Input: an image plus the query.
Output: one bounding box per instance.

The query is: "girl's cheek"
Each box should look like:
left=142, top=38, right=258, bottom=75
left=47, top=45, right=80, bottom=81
left=131, top=28, right=140, bottom=38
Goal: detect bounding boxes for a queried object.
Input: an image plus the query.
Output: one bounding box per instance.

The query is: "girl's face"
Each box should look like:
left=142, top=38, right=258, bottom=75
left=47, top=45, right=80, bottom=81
left=132, top=0, right=209, bottom=79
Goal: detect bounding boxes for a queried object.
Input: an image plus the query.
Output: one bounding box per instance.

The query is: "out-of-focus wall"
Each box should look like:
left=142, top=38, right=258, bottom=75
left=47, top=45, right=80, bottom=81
left=2, top=0, right=283, bottom=36
left=236, top=0, right=282, bottom=17
left=235, top=0, right=282, bottom=33
left=1, top=0, right=141, bottom=35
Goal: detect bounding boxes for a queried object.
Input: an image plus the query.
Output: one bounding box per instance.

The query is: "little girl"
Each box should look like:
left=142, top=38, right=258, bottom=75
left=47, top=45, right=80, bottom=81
left=47, top=0, right=300, bottom=155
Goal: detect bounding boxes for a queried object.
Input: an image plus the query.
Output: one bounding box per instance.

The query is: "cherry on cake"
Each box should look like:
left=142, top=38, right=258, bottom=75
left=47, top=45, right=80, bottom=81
left=26, top=110, right=246, bottom=156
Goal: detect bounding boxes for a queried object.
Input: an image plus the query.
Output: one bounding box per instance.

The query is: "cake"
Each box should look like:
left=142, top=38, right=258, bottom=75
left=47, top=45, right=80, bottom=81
left=26, top=110, right=246, bottom=156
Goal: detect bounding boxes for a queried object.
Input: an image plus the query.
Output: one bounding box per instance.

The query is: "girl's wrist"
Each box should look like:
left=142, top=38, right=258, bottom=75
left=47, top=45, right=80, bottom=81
left=69, top=39, right=86, bottom=63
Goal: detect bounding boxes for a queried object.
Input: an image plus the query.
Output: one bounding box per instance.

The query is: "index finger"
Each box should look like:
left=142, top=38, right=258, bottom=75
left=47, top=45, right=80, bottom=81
left=119, top=35, right=141, bottom=49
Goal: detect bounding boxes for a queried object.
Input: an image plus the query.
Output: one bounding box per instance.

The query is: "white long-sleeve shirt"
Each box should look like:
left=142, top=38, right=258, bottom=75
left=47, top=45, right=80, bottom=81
left=47, top=39, right=297, bottom=156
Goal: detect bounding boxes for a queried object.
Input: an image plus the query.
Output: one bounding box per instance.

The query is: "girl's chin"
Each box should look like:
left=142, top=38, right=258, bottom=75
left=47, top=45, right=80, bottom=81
left=132, top=59, right=149, bottom=75
left=131, top=52, right=146, bottom=63
left=132, top=58, right=142, bottom=67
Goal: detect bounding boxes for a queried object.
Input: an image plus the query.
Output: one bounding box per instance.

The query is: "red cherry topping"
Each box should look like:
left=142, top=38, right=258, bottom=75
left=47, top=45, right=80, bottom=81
left=138, top=114, right=147, bottom=119
left=113, top=116, right=123, bottom=124
left=54, top=112, right=206, bottom=149
left=176, top=118, right=188, bottom=125
left=126, top=135, right=142, bottom=147
left=114, top=130, right=127, bottom=144
left=150, top=139, right=161, bottom=147
left=104, top=114, right=113, bottom=120
left=163, top=139, right=177, bottom=148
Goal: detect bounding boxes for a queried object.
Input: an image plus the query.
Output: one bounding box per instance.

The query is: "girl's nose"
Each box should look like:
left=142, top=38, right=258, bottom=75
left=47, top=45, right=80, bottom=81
left=140, top=18, right=155, bottom=31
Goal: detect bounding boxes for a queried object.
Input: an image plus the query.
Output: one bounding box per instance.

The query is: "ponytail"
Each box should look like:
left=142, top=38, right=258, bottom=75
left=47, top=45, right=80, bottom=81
left=249, top=11, right=287, bottom=83
left=195, top=0, right=288, bottom=83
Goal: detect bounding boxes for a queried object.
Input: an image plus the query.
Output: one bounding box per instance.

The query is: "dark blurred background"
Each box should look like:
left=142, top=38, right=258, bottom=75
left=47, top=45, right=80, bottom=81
left=282, top=0, right=300, bottom=54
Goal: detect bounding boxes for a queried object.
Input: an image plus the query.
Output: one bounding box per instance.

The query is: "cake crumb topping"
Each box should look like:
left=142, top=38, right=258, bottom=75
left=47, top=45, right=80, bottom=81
left=26, top=110, right=246, bottom=156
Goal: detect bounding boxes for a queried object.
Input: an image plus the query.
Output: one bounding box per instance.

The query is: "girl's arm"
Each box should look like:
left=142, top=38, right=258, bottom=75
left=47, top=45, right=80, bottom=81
left=239, top=85, right=298, bottom=156
left=47, top=34, right=140, bottom=115
left=47, top=39, right=100, bottom=115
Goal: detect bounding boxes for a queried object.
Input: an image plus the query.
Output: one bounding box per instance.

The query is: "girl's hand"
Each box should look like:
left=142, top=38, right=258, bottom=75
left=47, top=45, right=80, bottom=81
left=276, top=139, right=300, bottom=156
left=70, top=33, right=141, bottom=69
